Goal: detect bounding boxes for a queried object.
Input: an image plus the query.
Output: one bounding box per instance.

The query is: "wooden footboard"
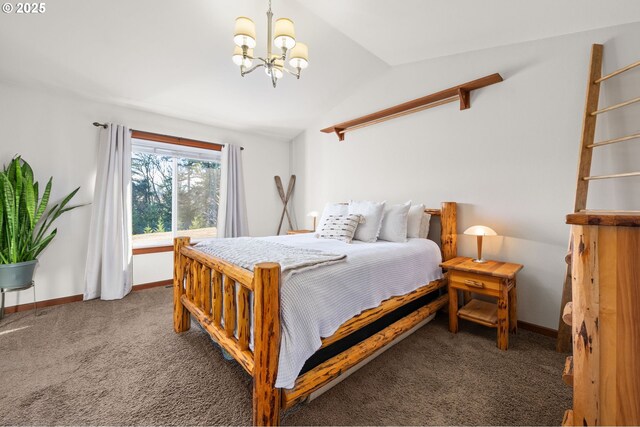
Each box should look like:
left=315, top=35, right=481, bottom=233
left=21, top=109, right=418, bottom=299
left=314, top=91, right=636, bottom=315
left=174, top=237, right=282, bottom=425
left=173, top=201, right=457, bottom=426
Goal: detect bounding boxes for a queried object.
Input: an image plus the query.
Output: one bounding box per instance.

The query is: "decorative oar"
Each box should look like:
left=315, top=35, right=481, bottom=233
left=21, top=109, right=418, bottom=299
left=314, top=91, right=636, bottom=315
left=275, top=175, right=296, bottom=234
left=274, top=175, right=293, bottom=234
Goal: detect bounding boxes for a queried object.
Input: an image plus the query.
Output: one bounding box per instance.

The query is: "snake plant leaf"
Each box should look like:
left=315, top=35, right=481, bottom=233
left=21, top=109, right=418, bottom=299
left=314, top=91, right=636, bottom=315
left=31, top=229, right=57, bottom=259
left=22, top=169, right=36, bottom=228
left=34, top=177, right=52, bottom=225
left=0, top=174, right=17, bottom=262
left=0, top=175, right=4, bottom=250
left=6, top=156, right=18, bottom=184
left=37, top=187, right=81, bottom=237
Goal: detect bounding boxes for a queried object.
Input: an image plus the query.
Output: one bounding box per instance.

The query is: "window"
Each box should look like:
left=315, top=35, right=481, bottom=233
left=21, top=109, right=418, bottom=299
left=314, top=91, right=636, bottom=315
left=131, top=131, right=223, bottom=250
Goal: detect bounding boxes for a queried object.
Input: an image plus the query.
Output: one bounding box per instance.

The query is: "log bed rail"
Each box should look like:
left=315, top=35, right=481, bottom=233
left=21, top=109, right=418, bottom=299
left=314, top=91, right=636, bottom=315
left=173, top=202, right=457, bottom=425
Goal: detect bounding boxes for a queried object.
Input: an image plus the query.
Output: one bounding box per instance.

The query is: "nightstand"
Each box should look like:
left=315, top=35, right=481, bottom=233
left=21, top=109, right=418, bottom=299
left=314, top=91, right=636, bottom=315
left=440, top=256, right=523, bottom=350
left=287, top=229, right=314, bottom=235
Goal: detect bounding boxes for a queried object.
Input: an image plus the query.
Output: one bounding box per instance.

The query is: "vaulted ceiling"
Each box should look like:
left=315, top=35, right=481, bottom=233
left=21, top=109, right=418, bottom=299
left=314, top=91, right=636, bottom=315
left=1, top=0, right=638, bottom=140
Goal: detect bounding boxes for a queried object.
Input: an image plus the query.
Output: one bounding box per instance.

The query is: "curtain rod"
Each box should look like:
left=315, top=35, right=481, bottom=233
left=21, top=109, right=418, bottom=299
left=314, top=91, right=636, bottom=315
left=92, top=122, right=244, bottom=150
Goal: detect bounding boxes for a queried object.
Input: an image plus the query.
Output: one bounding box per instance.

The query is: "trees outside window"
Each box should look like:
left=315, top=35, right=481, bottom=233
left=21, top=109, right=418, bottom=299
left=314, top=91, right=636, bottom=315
left=131, top=136, right=221, bottom=248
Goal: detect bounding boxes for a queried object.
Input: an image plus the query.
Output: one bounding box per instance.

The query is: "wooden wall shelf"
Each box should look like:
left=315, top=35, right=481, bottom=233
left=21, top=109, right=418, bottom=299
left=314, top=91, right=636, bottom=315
left=320, top=73, right=503, bottom=141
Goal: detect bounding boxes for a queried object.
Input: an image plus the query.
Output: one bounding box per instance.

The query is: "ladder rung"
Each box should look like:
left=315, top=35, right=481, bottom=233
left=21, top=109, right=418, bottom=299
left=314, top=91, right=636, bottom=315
left=583, top=171, right=640, bottom=180
left=587, top=132, right=640, bottom=148
left=595, top=60, right=640, bottom=83
left=591, top=96, right=640, bottom=115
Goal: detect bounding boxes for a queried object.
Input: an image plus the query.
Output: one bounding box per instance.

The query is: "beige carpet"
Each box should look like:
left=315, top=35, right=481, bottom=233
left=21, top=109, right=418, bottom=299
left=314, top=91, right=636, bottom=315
left=0, top=286, right=571, bottom=426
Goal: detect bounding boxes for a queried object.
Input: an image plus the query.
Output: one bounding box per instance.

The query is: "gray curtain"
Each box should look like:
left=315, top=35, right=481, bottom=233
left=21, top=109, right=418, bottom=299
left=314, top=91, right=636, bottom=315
left=84, top=124, right=133, bottom=300
left=217, top=144, right=248, bottom=237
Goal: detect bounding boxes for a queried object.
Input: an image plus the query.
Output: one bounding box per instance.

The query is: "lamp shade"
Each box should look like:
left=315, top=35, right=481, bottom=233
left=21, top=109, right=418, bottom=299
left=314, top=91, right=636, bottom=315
left=234, top=17, right=256, bottom=48
left=232, top=46, right=253, bottom=67
left=289, top=42, right=309, bottom=69
left=273, top=18, right=296, bottom=49
left=264, top=55, right=284, bottom=79
left=463, top=225, right=497, bottom=236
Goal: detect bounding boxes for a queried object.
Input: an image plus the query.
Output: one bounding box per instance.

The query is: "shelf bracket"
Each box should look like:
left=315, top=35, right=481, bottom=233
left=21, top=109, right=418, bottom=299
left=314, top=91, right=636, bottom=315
left=458, top=88, right=470, bottom=110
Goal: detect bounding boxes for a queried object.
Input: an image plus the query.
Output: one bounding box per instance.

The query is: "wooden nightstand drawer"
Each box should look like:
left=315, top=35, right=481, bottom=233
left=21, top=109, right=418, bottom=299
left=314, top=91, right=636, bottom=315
left=449, top=270, right=501, bottom=292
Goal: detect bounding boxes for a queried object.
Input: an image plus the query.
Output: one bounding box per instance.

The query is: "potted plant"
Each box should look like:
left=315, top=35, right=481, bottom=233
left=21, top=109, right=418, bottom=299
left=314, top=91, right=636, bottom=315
left=0, top=156, right=81, bottom=289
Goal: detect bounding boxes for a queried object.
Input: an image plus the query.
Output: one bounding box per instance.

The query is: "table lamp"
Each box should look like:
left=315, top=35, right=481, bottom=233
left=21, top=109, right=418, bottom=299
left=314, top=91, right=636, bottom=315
left=307, top=211, right=319, bottom=231
left=463, top=225, right=497, bottom=263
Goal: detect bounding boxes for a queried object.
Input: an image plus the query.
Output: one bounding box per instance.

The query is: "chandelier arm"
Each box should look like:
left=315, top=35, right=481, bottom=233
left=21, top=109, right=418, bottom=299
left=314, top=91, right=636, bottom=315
left=241, top=63, right=265, bottom=76
left=283, top=66, right=301, bottom=79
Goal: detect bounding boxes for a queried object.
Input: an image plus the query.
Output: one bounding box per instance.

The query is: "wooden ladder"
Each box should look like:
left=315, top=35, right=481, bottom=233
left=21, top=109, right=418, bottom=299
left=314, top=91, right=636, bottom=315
left=556, top=43, right=640, bottom=352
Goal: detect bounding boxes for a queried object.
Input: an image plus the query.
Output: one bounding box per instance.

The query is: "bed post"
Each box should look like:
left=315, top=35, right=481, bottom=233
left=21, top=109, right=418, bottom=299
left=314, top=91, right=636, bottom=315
left=174, top=237, right=191, bottom=333
left=253, top=262, right=282, bottom=426
left=441, top=202, right=457, bottom=261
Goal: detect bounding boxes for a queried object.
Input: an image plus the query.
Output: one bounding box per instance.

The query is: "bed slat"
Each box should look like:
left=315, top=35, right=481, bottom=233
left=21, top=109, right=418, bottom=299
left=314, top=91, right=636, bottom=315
left=192, top=260, right=201, bottom=310
left=224, top=277, right=237, bottom=338
left=238, top=286, right=251, bottom=350
left=202, top=266, right=211, bottom=315
left=212, top=270, right=223, bottom=326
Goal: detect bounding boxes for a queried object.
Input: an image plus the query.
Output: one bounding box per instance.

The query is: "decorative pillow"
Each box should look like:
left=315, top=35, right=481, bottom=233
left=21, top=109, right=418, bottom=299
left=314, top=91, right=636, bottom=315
left=318, top=202, right=348, bottom=231
left=348, top=200, right=386, bottom=243
left=316, top=214, right=362, bottom=243
left=407, top=204, right=426, bottom=238
left=419, top=213, right=432, bottom=239
left=378, top=201, right=411, bottom=243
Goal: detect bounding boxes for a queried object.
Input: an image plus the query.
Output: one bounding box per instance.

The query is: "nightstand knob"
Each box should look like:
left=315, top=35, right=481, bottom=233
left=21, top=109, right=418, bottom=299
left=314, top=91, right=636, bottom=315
left=464, top=279, right=485, bottom=289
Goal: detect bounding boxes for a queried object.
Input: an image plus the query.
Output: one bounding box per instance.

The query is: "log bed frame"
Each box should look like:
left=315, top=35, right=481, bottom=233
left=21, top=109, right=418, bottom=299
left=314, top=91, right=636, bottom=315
left=173, top=202, right=457, bottom=425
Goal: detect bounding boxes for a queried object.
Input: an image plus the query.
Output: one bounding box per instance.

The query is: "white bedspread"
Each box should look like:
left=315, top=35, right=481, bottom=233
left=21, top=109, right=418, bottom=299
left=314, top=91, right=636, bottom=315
left=260, top=234, right=443, bottom=389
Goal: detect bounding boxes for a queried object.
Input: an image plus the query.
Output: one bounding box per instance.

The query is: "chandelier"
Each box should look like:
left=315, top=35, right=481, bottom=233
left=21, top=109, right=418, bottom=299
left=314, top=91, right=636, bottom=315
left=232, top=0, right=309, bottom=88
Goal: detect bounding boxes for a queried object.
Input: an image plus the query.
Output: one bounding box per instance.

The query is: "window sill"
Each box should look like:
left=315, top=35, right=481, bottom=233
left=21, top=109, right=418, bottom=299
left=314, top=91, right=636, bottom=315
left=133, top=245, right=174, bottom=255
left=132, top=237, right=214, bottom=255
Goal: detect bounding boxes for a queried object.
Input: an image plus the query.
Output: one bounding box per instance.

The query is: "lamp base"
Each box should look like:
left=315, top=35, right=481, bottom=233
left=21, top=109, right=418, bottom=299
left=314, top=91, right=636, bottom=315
left=472, top=258, right=487, bottom=263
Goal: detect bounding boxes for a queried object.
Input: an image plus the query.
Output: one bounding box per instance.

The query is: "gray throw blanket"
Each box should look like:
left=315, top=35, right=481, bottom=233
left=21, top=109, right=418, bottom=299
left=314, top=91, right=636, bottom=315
left=195, top=237, right=346, bottom=278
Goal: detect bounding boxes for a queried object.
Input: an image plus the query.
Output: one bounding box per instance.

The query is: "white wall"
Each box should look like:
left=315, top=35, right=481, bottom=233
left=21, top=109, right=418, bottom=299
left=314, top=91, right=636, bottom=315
left=291, top=22, right=640, bottom=329
left=0, top=83, right=291, bottom=308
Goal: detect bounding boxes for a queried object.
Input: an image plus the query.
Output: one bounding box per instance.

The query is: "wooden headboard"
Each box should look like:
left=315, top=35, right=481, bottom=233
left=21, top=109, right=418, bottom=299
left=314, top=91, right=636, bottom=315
left=425, top=202, right=457, bottom=261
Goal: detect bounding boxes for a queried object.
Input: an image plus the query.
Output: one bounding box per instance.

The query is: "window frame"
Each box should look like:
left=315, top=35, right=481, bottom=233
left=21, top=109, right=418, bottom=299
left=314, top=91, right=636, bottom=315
left=130, top=130, right=223, bottom=255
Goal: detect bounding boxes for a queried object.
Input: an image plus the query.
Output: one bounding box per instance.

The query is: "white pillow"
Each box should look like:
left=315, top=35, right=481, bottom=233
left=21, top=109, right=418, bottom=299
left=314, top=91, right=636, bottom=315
left=378, top=201, right=411, bottom=243
left=348, top=200, right=386, bottom=243
left=318, top=203, right=348, bottom=231
left=316, top=214, right=361, bottom=243
left=419, top=213, right=432, bottom=239
left=407, top=204, right=426, bottom=238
